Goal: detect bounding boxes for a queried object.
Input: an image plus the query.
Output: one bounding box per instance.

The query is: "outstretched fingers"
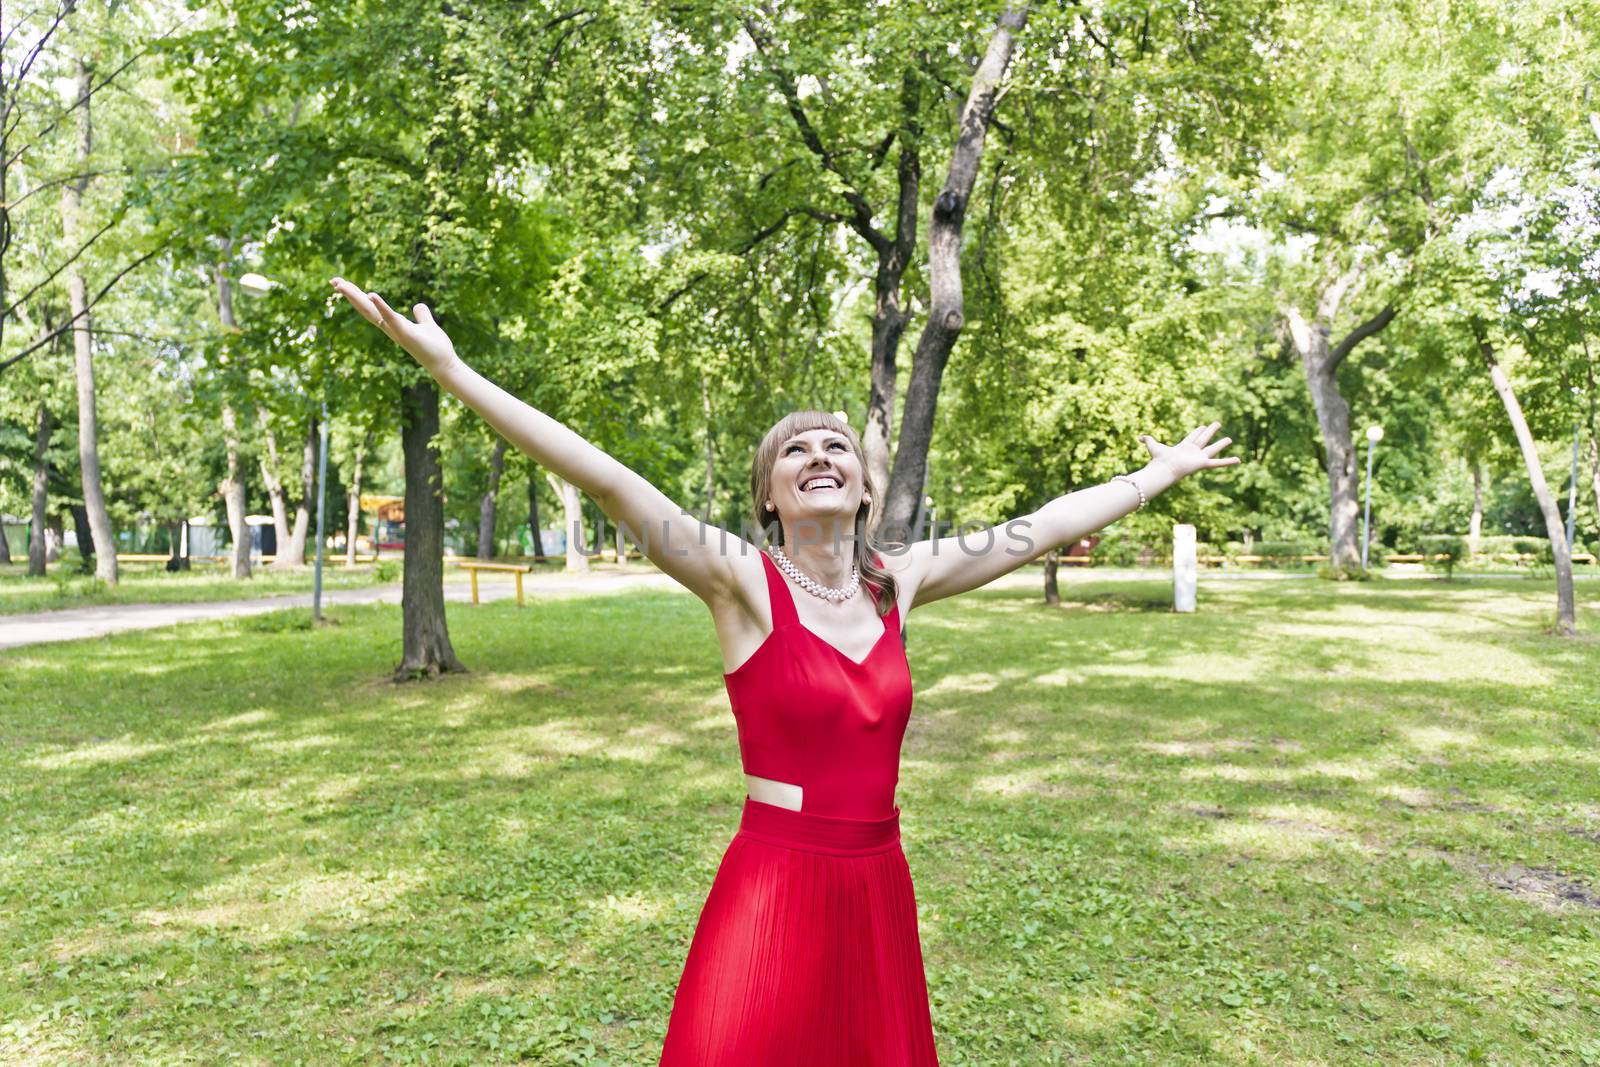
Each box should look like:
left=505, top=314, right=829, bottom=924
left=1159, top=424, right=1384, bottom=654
left=365, top=290, right=409, bottom=334
left=330, top=278, right=385, bottom=329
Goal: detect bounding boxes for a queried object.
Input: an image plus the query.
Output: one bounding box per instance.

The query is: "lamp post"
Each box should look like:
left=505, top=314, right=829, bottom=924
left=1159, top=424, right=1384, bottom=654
left=313, top=401, right=329, bottom=622
left=1362, top=425, right=1383, bottom=570
left=239, top=271, right=329, bottom=620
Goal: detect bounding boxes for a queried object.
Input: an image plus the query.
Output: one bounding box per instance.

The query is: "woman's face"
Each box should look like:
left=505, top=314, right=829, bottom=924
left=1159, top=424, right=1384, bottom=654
left=768, top=428, right=864, bottom=532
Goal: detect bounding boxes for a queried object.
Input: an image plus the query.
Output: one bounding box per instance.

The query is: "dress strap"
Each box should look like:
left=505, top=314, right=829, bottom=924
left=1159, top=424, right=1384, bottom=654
left=759, top=549, right=800, bottom=629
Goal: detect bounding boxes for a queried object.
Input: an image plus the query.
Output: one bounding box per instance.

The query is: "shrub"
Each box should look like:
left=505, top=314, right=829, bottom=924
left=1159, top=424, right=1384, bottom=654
left=1254, top=540, right=1318, bottom=564
left=1317, top=564, right=1373, bottom=581
left=1419, top=535, right=1469, bottom=579
left=373, top=560, right=400, bottom=583
left=1091, top=531, right=1146, bottom=566
left=1473, top=535, right=1549, bottom=560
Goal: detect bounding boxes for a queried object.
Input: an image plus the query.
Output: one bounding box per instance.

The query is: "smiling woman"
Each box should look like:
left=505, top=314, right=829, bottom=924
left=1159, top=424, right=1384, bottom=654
left=327, top=277, right=1238, bottom=1065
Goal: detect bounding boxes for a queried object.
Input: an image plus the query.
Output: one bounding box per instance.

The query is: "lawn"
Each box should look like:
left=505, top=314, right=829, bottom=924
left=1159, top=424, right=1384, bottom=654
left=0, top=559, right=400, bottom=615
left=1, top=575, right=1596, bottom=1064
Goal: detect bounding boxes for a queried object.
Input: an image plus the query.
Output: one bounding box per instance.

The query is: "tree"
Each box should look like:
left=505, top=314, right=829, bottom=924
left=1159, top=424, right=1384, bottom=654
left=60, top=46, right=116, bottom=582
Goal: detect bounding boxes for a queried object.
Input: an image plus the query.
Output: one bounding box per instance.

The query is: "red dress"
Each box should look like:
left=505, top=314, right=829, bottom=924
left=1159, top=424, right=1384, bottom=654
left=658, top=549, right=939, bottom=1066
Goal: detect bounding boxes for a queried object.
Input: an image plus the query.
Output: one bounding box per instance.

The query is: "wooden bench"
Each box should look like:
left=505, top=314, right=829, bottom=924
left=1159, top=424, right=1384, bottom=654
left=457, top=560, right=533, bottom=606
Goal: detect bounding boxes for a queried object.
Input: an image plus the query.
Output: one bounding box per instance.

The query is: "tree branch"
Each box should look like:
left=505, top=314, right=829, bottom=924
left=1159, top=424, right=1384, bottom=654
left=0, top=241, right=166, bottom=375
left=741, top=13, right=887, bottom=252
left=1328, top=304, right=1397, bottom=370
left=0, top=213, right=120, bottom=325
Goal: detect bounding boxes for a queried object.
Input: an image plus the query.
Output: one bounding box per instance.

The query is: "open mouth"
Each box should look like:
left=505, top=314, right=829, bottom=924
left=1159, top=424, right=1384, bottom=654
left=799, top=475, right=842, bottom=493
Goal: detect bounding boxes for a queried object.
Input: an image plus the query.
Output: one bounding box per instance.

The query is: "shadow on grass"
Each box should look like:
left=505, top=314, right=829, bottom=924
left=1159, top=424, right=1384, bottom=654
left=2, top=580, right=1597, bottom=1063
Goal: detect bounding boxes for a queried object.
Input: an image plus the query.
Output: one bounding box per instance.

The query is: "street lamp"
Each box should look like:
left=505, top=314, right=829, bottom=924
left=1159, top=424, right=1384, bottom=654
left=238, top=272, right=274, bottom=296
left=1362, top=425, right=1383, bottom=570
left=239, top=271, right=330, bottom=621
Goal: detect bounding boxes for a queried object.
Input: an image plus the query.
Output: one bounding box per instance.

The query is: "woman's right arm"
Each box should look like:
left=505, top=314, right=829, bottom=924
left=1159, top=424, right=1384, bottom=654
left=330, top=279, right=748, bottom=605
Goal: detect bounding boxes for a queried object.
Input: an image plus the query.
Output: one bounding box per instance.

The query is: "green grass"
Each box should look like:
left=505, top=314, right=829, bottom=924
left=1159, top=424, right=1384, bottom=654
left=0, top=560, right=400, bottom=614
left=1, top=577, right=1596, bottom=1064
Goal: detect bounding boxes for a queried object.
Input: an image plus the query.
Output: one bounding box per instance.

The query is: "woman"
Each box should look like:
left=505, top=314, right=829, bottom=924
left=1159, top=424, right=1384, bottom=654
left=330, top=278, right=1239, bottom=1064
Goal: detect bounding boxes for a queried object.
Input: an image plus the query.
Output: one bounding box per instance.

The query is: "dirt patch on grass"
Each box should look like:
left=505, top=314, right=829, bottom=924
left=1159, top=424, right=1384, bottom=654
left=1435, top=851, right=1600, bottom=912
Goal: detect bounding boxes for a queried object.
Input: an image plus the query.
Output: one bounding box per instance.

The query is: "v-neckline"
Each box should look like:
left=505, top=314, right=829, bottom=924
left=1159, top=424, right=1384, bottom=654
left=772, top=552, right=893, bottom=668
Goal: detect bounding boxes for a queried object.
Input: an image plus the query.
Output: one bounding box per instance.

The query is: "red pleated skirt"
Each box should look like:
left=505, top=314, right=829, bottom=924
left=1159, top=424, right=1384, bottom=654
left=658, top=797, right=940, bottom=1066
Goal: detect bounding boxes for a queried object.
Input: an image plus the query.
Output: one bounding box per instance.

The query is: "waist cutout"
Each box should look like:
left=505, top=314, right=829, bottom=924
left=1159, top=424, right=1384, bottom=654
left=736, top=796, right=902, bottom=856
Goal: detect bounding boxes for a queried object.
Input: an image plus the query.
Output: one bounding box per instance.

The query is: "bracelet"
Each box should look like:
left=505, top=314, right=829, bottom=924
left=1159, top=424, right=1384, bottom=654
left=1112, top=474, right=1146, bottom=511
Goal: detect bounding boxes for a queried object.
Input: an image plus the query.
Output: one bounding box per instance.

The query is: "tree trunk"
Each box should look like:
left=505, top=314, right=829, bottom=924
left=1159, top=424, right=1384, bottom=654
left=62, top=57, right=116, bottom=585
left=257, top=411, right=292, bottom=561
left=397, top=378, right=464, bottom=678
left=545, top=471, right=589, bottom=573
left=346, top=430, right=371, bottom=566
left=219, top=404, right=252, bottom=578
left=29, top=403, right=52, bottom=576
left=279, top=414, right=315, bottom=568
left=1043, top=547, right=1060, bottom=606
left=1588, top=433, right=1599, bottom=550
left=881, top=8, right=1028, bottom=539
left=527, top=474, right=545, bottom=559
left=1468, top=459, right=1484, bottom=549
left=166, top=521, right=187, bottom=570
left=1284, top=264, right=1397, bottom=571
left=46, top=513, right=63, bottom=562
left=213, top=246, right=252, bottom=580
left=1474, top=326, right=1575, bottom=635
left=744, top=22, right=923, bottom=511
left=701, top=374, right=716, bottom=521
left=70, top=504, right=94, bottom=569
left=477, top=437, right=507, bottom=559
left=0, top=515, right=9, bottom=565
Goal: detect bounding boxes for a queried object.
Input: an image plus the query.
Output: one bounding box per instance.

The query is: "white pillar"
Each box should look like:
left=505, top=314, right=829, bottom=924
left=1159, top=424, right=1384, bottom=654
left=1173, top=523, right=1197, bottom=613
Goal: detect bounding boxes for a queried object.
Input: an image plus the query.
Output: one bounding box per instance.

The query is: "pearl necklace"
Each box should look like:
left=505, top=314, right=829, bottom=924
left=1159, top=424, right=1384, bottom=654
left=769, top=545, right=859, bottom=602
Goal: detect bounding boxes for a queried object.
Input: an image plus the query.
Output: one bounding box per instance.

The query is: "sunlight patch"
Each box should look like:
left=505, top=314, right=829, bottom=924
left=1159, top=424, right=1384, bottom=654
left=25, top=736, right=166, bottom=770
left=1297, top=759, right=1381, bottom=781
left=1377, top=784, right=1441, bottom=807
left=971, top=769, right=1087, bottom=800
left=1181, top=764, right=1297, bottom=783
left=198, top=709, right=276, bottom=732
left=686, top=709, right=731, bottom=732
left=256, top=733, right=342, bottom=754
left=922, top=672, right=1005, bottom=696
left=1032, top=667, right=1087, bottom=687
left=1386, top=930, right=1525, bottom=992
left=516, top=720, right=607, bottom=757
left=309, top=775, right=366, bottom=803
left=1206, top=817, right=1357, bottom=859
left=1139, top=739, right=1258, bottom=757
left=1060, top=989, right=1136, bottom=1033
left=135, top=867, right=422, bottom=939
left=1400, top=725, right=1480, bottom=753
left=598, top=891, right=665, bottom=924
left=587, top=722, right=683, bottom=763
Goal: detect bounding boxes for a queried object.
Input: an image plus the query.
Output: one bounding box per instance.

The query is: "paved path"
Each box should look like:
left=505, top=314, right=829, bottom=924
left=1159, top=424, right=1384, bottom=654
left=0, top=570, right=680, bottom=651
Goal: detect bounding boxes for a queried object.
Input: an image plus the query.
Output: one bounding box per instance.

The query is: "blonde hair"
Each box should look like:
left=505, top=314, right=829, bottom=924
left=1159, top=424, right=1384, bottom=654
left=749, top=410, right=900, bottom=618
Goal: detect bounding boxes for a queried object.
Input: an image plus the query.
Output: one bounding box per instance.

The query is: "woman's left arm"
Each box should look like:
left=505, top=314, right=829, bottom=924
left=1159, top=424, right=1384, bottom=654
left=900, top=422, right=1240, bottom=609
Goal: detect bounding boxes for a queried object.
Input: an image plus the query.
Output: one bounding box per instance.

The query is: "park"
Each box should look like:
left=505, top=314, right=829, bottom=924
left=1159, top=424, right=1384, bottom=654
left=2, top=2, right=1598, bottom=1065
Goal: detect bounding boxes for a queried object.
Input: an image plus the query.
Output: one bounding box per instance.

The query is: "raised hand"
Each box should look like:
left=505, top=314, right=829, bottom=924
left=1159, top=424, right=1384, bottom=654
left=1138, top=421, right=1240, bottom=481
left=329, top=277, right=460, bottom=377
